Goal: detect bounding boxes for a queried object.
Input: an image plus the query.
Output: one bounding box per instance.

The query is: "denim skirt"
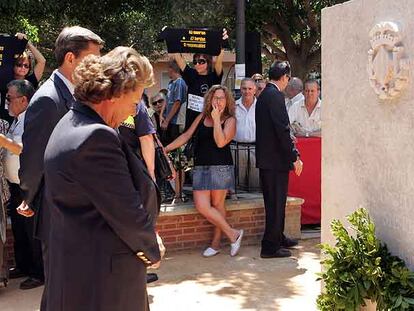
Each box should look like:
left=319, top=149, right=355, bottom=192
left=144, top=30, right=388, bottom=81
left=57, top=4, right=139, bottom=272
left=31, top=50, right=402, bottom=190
left=192, top=165, right=235, bottom=190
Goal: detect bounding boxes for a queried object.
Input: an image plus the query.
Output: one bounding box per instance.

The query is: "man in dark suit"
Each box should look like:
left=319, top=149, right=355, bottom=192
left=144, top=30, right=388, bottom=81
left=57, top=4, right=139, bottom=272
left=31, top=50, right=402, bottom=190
left=255, top=61, right=303, bottom=258
left=18, top=26, right=103, bottom=300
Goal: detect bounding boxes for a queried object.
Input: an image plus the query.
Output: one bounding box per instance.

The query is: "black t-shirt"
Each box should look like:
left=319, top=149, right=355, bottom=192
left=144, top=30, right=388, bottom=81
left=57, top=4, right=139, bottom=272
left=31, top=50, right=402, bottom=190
left=118, top=103, right=156, bottom=155
left=195, top=121, right=233, bottom=166
left=26, top=73, right=39, bottom=89
left=181, top=65, right=222, bottom=129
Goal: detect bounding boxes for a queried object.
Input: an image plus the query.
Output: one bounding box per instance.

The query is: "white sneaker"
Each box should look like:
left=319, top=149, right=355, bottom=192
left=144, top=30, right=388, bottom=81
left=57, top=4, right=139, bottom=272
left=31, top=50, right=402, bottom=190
left=203, top=247, right=220, bottom=257
left=230, top=229, right=244, bottom=257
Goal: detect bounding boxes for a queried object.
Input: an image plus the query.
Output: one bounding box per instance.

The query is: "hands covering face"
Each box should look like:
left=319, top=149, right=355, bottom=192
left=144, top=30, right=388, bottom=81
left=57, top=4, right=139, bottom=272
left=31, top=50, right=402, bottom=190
left=211, top=102, right=223, bottom=122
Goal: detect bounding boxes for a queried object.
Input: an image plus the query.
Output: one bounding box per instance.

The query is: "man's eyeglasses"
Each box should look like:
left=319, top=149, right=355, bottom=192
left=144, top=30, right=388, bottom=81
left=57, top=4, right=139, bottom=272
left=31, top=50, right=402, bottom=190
left=255, top=79, right=264, bottom=83
left=193, top=59, right=207, bottom=65
left=15, top=63, right=30, bottom=69
left=152, top=99, right=164, bottom=105
left=5, top=95, right=23, bottom=101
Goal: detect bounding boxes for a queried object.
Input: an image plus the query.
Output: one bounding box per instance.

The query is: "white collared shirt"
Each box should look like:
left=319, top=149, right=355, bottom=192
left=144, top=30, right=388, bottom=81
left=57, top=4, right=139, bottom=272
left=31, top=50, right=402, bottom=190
left=234, top=97, right=257, bottom=143
left=4, top=111, right=26, bottom=184
left=55, top=69, right=75, bottom=96
left=288, top=98, right=322, bottom=133
left=285, top=92, right=304, bottom=113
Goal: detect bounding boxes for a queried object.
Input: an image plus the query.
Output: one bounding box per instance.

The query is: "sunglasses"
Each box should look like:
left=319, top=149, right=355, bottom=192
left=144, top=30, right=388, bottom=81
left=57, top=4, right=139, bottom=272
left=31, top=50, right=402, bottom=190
left=193, top=59, right=207, bottom=65
left=15, top=63, right=30, bottom=69
left=152, top=99, right=164, bottom=105
left=5, top=95, right=23, bottom=101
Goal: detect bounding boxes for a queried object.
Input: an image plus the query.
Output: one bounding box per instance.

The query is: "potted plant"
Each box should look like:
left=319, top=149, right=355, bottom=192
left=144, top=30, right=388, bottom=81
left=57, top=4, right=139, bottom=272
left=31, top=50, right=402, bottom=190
left=317, top=208, right=414, bottom=310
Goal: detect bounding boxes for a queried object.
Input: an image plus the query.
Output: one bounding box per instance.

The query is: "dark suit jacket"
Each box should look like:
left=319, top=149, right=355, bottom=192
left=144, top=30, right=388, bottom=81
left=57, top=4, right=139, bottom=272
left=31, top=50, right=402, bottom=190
left=43, top=102, right=160, bottom=311
left=19, top=71, right=73, bottom=240
left=255, top=83, right=299, bottom=171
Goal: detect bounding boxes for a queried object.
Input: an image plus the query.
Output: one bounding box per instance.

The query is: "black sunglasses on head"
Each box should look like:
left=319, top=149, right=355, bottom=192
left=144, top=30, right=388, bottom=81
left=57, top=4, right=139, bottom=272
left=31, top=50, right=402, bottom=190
left=193, top=59, right=207, bottom=65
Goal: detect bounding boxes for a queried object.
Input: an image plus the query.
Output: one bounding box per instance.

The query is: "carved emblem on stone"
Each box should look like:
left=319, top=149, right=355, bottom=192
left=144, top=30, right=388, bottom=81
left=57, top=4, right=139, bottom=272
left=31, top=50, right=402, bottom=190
left=368, top=22, right=409, bottom=100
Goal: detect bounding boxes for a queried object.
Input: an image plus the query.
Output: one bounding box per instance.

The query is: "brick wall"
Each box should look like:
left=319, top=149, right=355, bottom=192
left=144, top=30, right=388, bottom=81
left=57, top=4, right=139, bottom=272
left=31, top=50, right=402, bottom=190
left=5, top=227, right=14, bottom=267
left=156, top=196, right=303, bottom=252
left=4, top=196, right=303, bottom=263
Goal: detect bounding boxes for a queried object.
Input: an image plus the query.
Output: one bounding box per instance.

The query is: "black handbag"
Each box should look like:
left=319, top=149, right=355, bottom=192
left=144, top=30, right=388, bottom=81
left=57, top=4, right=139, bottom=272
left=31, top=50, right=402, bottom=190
left=184, top=117, right=204, bottom=160
left=154, top=135, right=173, bottom=180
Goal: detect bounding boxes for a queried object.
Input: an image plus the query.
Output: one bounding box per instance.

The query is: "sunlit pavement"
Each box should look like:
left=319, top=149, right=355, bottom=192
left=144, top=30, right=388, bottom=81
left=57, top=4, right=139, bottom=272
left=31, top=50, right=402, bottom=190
left=0, top=239, right=320, bottom=311
left=149, top=238, right=320, bottom=311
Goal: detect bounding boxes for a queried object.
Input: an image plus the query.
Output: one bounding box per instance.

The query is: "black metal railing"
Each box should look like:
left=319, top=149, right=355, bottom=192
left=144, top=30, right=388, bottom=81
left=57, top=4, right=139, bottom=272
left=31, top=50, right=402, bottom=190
left=231, top=141, right=261, bottom=193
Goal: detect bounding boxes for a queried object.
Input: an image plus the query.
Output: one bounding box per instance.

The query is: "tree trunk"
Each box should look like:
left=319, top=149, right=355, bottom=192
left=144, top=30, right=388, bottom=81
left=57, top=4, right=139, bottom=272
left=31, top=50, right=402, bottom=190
left=287, top=54, right=310, bottom=81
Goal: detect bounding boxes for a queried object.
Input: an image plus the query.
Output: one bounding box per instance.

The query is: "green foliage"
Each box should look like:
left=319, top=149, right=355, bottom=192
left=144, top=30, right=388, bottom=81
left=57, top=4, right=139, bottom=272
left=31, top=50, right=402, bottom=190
left=17, top=16, right=39, bottom=43
left=317, top=208, right=414, bottom=311
left=246, top=0, right=349, bottom=78
left=0, top=0, right=234, bottom=74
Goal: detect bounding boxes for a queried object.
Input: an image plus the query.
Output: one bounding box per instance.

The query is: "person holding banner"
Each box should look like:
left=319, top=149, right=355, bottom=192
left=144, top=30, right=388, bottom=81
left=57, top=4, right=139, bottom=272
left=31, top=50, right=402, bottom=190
left=13, top=33, right=46, bottom=89
left=0, top=33, right=45, bottom=122
left=171, top=29, right=227, bottom=130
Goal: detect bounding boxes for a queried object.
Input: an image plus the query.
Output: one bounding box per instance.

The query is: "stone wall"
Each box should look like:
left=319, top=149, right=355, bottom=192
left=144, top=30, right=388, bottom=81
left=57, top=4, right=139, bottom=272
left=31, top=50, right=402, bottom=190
left=321, top=0, right=414, bottom=275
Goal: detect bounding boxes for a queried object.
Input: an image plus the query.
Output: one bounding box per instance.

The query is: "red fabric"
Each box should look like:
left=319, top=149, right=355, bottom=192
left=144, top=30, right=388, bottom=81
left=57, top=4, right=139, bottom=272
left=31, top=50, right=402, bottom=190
left=288, top=137, right=321, bottom=224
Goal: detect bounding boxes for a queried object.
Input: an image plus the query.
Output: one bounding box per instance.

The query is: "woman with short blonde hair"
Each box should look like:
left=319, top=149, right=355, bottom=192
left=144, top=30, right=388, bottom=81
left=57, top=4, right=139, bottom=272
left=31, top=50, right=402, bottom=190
left=43, top=46, right=160, bottom=311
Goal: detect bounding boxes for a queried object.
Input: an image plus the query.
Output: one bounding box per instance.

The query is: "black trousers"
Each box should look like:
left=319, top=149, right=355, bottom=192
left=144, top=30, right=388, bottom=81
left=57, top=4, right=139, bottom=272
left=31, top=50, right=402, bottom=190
left=259, top=169, right=289, bottom=253
left=7, top=182, right=44, bottom=280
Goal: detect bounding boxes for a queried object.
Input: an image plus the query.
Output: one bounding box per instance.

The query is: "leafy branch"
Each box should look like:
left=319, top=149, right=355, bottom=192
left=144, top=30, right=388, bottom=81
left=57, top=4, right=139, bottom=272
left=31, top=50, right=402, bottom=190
left=317, top=208, right=414, bottom=311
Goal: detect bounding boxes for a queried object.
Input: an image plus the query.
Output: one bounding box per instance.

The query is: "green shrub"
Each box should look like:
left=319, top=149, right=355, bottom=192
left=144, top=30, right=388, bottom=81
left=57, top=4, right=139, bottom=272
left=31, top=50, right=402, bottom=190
left=317, top=208, right=414, bottom=311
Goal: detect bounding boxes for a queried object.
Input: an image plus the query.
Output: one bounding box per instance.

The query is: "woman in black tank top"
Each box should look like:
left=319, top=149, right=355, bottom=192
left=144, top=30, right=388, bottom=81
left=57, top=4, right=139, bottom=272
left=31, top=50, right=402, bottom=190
left=166, top=85, right=244, bottom=257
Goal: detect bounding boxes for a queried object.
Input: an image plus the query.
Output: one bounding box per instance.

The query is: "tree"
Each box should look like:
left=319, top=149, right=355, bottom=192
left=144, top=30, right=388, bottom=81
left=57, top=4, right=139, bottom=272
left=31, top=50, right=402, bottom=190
left=0, top=0, right=234, bottom=71
left=246, top=0, right=349, bottom=79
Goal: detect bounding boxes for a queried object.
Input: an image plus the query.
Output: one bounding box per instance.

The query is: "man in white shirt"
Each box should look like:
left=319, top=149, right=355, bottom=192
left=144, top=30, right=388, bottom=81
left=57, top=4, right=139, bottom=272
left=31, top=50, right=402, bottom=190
left=235, top=78, right=257, bottom=143
left=288, top=79, right=321, bottom=137
left=284, top=77, right=304, bottom=112
left=1, top=79, right=44, bottom=289
left=234, top=78, right=260, bottom=189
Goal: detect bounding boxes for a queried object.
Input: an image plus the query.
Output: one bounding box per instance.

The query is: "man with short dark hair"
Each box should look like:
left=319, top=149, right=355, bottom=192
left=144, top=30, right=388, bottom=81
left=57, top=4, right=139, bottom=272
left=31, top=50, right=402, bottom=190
left=255, top=61, right=303, bottom=258
left=18, top=26, right=103, bottom=308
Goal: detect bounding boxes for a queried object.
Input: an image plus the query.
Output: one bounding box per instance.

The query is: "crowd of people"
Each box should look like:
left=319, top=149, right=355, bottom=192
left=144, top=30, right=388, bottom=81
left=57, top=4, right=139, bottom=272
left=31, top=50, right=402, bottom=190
left=0, top=25, right=322, bottom=310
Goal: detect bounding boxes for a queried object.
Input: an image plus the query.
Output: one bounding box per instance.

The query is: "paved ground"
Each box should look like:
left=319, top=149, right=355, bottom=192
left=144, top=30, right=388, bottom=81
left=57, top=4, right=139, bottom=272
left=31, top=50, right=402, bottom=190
left=0, top=238, right=321, bottom=311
